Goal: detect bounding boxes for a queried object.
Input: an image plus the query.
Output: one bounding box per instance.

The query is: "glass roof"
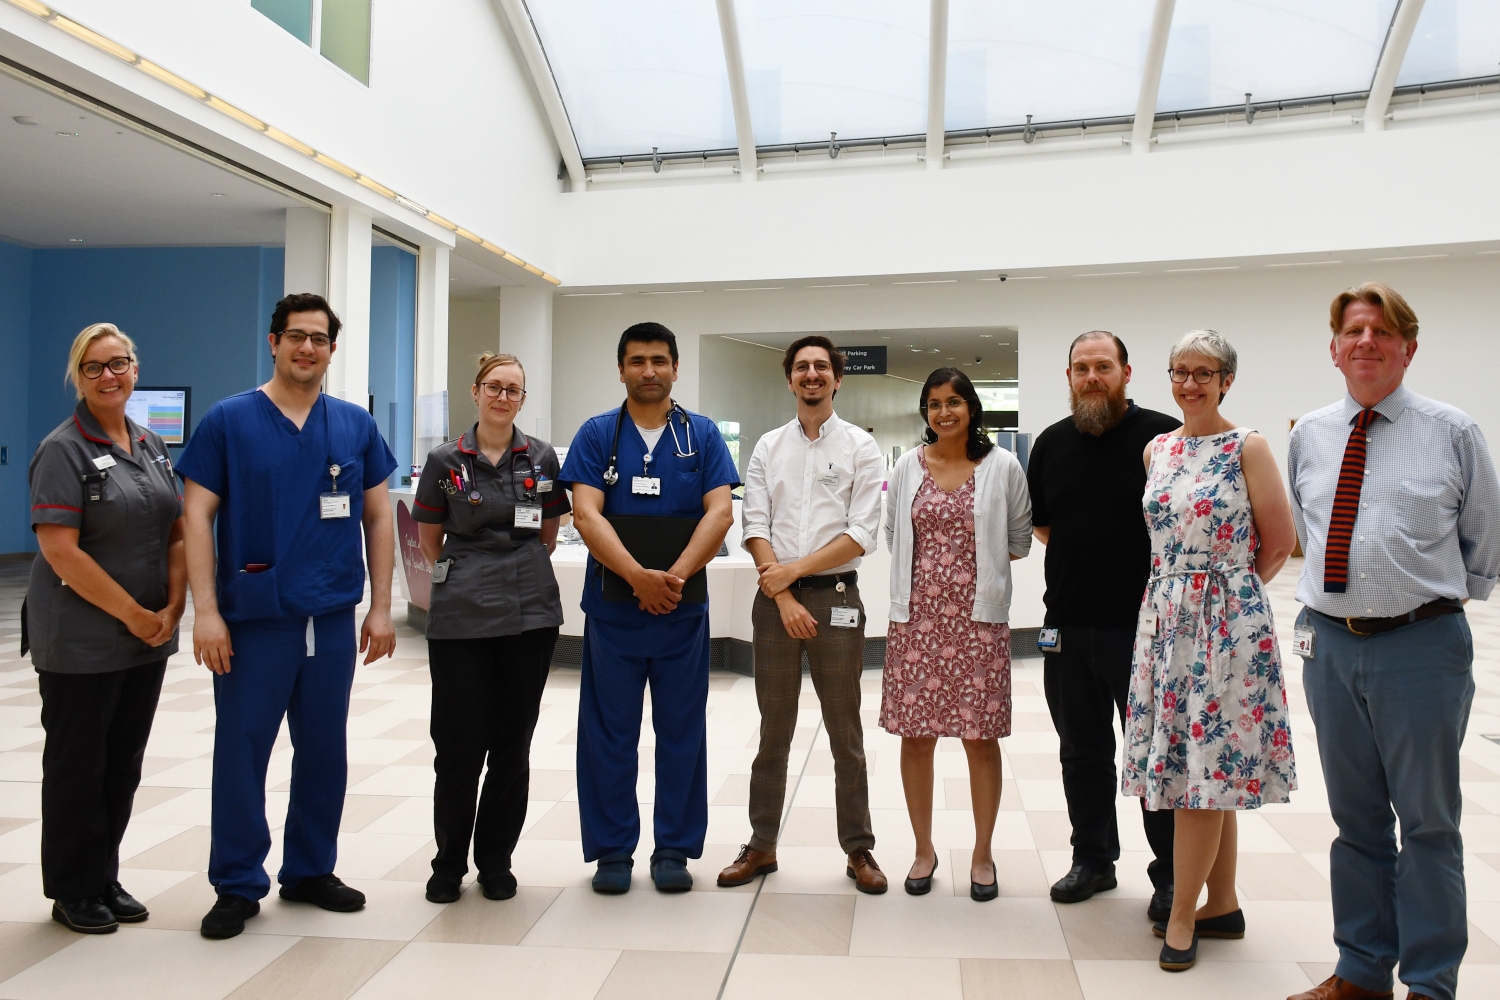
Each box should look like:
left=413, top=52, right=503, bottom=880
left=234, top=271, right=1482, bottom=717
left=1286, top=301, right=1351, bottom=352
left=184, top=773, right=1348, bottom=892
left=1158, top=0, right=1398, bottom=112
left=1397, top=0, right=1500, bottom=87
left=523, top=0, right=1492, bottom=160
left=946, top=0, right=1155, bottom=130
left=736, top=0, right=930, bottom=146
left=526, top=0, right=734, bottom=158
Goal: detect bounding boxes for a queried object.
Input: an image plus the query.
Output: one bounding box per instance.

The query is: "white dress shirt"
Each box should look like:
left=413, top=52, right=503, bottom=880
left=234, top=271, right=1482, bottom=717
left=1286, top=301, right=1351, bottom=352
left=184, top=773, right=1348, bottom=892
left=1289, top=384, right=1500, bottom=617
left=741, top=412, right=885, bottom=574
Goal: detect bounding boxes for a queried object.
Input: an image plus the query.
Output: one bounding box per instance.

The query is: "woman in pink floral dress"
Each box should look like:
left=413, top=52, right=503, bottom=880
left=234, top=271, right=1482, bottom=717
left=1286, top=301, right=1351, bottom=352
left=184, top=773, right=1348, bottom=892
left=883, top=369, right=1033, bottom=902
left=1120, top=331, right=1298, bottom=972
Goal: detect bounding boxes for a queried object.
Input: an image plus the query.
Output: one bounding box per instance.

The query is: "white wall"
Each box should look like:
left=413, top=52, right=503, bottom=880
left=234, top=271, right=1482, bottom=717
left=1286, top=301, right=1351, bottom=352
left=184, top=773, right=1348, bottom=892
left=556, top=255, right=1500, bottom=476
left=446, top=296, right=499, bottom=442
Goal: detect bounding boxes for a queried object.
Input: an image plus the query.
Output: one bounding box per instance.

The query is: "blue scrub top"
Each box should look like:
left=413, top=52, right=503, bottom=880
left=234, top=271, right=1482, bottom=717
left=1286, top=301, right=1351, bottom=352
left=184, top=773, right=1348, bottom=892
left=559, top=404, right=740, bottom=624
left=176, top=390, right=398, bottom=622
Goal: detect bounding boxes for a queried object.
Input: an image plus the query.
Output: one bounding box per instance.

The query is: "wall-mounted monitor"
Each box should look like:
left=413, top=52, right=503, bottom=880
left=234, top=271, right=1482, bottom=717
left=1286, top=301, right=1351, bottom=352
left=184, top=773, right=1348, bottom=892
left=125, top=387, right=191, bottom=446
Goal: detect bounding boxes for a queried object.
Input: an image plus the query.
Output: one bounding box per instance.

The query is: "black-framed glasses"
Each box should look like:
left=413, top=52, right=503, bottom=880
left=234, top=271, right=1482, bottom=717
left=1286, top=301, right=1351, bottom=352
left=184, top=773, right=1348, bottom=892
left=1168, top=367, right=1224, bottom=384
left=79, top=356, right=132, bottom=379
left=480, top=382, right=526, bottom=401
left=278, top=331, right=331, bottom=349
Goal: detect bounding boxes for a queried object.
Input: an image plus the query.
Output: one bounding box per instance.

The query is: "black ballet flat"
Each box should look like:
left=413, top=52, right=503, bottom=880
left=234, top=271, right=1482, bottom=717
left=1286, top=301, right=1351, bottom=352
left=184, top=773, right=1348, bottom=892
left=970, top=878, right=998, bottom=902
left=1152, top=908, right=1245, bottom=940
left=904, top=856, right=938, bottom=896
left=1158, top=932, right=1198, bottom=971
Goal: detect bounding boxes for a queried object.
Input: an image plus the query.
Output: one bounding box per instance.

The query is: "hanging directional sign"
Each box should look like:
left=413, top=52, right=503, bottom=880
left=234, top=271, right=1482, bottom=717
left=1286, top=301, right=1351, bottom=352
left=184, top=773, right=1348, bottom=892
left=840, top=346, right=887, bottom=374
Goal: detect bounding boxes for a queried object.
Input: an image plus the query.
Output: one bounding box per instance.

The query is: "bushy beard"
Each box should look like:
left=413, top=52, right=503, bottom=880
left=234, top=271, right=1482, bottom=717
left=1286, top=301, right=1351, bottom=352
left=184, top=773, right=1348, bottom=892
left=1070, top=381, right=1127, bottom=436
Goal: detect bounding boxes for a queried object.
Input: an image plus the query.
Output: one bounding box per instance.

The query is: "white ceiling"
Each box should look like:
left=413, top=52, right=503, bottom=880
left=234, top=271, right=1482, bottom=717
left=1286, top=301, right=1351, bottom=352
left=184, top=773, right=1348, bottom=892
left=0, top=70, right=301, bottom=248
left=713, top=326, right=1019, bottom=382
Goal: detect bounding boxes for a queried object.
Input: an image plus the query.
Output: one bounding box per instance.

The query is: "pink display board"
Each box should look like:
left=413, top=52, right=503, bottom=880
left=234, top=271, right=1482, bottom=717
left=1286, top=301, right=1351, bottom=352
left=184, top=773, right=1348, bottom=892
left=396, top=499, right=432, bottom=612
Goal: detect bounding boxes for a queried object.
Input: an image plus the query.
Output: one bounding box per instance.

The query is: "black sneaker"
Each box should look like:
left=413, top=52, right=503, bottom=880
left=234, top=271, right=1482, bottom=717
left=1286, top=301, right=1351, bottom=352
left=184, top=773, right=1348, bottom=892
left=103, top=881, right=149, bottom=922
left=425, top=875, right=462, bottom=904
left=479, top=871, right=517, bottom=900
left=1147, top=882, right=1174, bottom=923
left=52, top=897, right=118, bottom=934
left=1048, top=864, right=1118, bottom=904
left=200, top=893, right=260, bottom=939
left=279, top=874, right=366, bottom=912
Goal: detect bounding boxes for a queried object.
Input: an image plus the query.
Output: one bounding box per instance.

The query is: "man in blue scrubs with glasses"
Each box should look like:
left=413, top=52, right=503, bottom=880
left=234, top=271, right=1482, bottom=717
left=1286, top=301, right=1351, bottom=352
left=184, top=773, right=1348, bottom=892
left=560, top=322, right=738, bottom=893
left=178, top=293, right=398, bottom=938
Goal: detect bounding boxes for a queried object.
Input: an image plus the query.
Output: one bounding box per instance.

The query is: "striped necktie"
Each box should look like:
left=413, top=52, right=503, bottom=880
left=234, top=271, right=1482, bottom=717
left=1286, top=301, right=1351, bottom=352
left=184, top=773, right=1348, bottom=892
left=1323, top=407, right=1378, bottom=593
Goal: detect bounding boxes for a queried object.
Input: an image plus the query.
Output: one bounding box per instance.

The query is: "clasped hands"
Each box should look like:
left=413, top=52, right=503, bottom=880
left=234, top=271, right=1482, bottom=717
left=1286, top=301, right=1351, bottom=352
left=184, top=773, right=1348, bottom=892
left=757, top=559, right=817, bottom=640
left=631, top=565, right=688, bottom=615
left=128, top=604, right=182, bottom=649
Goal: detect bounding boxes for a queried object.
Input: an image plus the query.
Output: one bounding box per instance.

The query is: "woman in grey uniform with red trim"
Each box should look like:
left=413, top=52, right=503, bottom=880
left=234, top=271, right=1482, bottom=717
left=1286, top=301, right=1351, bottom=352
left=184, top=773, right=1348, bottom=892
left=25, top=323, right=186, bottom=933
left=412, top=352, right=569, bottom=904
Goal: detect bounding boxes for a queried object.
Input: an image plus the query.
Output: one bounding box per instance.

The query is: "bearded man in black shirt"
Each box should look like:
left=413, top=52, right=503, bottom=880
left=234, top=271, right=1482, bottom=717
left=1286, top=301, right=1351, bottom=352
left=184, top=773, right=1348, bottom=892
left=1026, top=330, right=1179, bottom=921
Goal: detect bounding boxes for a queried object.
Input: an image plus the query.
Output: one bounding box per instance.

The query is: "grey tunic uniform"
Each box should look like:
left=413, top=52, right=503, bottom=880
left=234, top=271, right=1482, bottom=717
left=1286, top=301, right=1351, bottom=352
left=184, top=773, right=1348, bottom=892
left=413, top=424, right=570, bottom=640
left=27, top=400, right=182, bottom=673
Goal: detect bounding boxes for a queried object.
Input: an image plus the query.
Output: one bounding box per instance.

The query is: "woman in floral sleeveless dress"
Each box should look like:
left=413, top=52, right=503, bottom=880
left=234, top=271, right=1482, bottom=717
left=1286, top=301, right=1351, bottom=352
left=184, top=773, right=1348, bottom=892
left=1120, top=331, right=1298, bottom=972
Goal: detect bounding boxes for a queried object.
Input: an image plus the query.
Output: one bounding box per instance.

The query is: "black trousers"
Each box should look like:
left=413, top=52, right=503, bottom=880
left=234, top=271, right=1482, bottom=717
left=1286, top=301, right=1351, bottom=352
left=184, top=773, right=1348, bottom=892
left=37, top=660, right=166, bottom=901
left=1042, top=626, right=1174, bottom=885
left=427, top=627, right=557, bottom=880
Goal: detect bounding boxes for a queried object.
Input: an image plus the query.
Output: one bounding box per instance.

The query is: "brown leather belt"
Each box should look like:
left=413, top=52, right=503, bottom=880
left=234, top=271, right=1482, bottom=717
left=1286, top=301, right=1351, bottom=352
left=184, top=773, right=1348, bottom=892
left=1317, top=598, right=1463, bottom=637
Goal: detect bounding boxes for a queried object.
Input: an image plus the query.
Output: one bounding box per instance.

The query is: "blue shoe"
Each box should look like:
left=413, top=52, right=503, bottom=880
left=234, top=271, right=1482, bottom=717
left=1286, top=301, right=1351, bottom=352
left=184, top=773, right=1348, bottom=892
left=650, top=853, right=693, bottom=893
left=592, top=859, right=632, bottom=894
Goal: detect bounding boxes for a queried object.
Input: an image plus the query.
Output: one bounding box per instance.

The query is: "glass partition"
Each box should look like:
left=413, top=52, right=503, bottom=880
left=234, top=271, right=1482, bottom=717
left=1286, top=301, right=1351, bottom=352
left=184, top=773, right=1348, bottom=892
left=1397, top=0, right=1500, bottom=86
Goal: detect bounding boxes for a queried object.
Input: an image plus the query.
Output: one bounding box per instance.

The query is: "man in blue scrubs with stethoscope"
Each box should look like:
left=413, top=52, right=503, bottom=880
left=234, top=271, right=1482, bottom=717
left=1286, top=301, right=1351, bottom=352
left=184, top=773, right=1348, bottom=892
left=559, top=322, right=738, bottom=893
left=178, top=293, right=398, bottom=938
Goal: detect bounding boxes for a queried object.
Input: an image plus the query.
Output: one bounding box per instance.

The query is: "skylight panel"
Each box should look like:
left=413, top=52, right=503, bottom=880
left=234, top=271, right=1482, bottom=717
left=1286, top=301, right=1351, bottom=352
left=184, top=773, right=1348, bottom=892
left=1397, top=0, right=1500, bottom=87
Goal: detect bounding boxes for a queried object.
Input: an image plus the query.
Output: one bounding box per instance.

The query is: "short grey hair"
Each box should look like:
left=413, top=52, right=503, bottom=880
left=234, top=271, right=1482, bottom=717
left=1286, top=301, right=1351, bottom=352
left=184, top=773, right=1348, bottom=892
left=1168, top=329, right=1237, bottom=379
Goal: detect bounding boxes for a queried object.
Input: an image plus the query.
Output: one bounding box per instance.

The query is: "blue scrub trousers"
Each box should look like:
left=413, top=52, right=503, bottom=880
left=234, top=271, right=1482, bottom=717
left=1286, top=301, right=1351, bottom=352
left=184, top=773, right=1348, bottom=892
left=577, top=611, right=710, bottom=863
left=1299, top=608, right=1474, bottom=1000
left=209, top=609, right=357, bottom=900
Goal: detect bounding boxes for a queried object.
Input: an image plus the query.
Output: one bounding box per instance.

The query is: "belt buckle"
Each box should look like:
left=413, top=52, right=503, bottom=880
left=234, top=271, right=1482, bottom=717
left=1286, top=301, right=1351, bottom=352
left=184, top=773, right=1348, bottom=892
left=1345, top=616, right=1373, bottom=637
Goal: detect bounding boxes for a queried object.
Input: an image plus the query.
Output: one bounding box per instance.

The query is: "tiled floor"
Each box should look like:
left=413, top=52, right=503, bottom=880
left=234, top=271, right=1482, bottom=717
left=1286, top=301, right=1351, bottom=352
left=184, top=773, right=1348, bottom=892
left=1, top=558, right=1500, bottom=998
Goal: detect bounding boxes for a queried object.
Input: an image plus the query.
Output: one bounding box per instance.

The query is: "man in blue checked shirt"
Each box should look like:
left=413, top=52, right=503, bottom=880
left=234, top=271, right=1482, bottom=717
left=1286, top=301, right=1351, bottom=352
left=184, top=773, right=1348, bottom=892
left=1286, top=283, right=1500, bottom=1000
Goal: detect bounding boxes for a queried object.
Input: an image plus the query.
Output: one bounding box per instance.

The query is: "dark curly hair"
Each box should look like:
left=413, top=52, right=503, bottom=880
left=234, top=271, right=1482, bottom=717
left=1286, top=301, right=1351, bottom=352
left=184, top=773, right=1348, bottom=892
left=919, top=367, right=993, bottom=461
left=270, top=292, right=342, bottom=343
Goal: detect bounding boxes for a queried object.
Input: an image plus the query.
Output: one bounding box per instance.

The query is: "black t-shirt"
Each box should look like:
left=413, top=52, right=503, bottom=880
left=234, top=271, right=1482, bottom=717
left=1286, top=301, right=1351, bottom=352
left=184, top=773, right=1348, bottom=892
left=1027, top=402, right=1181, bottom=627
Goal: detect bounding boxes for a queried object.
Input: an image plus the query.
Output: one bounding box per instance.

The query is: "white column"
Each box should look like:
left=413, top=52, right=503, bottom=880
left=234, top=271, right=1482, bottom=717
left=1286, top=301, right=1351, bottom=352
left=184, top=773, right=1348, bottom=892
left=283, top=207, right=328, bottom=297
left=1366, top=0, right=1427, bottom=133
left=714, top=0, right=758, bottom=181
left=1132, top=0, right=1177, bottom=154
left=925, top=0, right=949, bottom=170
left=415, top=244, right=450, bottom=455
left=325, top=204, right=373, bottom=406
left=498, top=286, right=553, bottom=443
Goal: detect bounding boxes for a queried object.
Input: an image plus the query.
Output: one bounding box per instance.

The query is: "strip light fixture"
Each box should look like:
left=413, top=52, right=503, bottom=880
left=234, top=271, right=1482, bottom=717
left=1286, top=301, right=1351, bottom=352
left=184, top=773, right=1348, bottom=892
left=4, top=0, right=560, bottom=285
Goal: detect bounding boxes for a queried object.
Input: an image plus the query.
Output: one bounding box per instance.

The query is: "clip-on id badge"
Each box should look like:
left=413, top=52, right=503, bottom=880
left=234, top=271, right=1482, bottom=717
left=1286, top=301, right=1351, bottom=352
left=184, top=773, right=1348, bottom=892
left=1292, top=625, right=1315, bottom=658
left=320, top=463, right=351, bottom=519
left=829, top=580, right=859, bottom=628
left=631, top=453, right=661, bottom=496
left=514, top=505, right=543, bottom=529
left=1038, top=627, right=1061, bottom=653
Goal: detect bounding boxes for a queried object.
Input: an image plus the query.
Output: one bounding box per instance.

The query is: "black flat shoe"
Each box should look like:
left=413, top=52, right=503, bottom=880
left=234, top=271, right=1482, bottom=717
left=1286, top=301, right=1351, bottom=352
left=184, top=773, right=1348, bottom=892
left=425, top=875, right=461, bottom=904
left=1159, top=932, right=1198, bottom=971
left=52, top=897, right=118, bottom=934
left=1152, top=908, right=1245, bottom=940
left=103, top=881, right=148, bottom=922
left=479, top=871, right=517, bottom=900
left=1147, top=883, right=1174, bottom=923
left=903, top=855, right=938, bottom=896
left=970, top=878, right=998, bottom=902
left=200, top=893, right=260, bottom=939
left=279, top=874, right=366, bottom=912
left=1049, top=864, right=1117, bottom=904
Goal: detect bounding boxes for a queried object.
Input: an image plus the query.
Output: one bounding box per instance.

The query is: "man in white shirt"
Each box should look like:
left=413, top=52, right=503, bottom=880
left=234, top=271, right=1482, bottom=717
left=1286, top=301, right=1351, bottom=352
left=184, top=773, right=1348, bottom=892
left=718, top=336, right=889, bottom=893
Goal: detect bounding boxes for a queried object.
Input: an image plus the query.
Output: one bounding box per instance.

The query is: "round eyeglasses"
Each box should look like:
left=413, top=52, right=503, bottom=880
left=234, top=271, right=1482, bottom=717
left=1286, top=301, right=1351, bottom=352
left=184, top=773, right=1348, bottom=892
left=1168, top=367, right=1224, bottom=384
left=79, top=356, right=133, bottom=380
left=479, top=382, right=526, bottom=401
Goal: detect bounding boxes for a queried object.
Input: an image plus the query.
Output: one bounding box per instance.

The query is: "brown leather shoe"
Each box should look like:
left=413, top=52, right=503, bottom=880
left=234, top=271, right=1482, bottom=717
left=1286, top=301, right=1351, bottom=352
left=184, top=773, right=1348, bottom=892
left=1287, top=975, right=1394, bottom=1000
left=717, top=845, right=777, bottom=887
left=846, top=848, right=888, bottom=894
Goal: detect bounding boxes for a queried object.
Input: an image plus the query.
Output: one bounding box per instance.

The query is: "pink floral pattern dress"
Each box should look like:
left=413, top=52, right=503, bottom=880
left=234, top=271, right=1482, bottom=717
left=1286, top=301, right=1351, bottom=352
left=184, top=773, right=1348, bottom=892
left=881, top=449, right=1012, bottom=740
left=1122, top=430, right=1296, bottom=810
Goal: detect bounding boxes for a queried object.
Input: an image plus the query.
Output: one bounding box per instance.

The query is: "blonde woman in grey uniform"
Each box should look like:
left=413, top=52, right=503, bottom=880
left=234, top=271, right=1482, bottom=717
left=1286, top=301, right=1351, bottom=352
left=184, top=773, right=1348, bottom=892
left=26, top=323, right=185, bottom=933
left=411, top=353, right=570, bottom=904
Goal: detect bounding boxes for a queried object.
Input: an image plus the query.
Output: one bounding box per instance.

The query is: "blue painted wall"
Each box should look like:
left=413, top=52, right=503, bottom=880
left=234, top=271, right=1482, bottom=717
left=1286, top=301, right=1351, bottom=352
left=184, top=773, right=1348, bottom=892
left=0, top=243, right=33, bottom=555
left=369, top=245, right=416, bottom=486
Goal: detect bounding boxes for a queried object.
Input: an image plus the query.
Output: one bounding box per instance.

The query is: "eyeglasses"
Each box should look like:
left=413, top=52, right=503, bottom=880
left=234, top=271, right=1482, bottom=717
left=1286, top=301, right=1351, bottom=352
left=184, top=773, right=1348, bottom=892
left=925, top=398, right=968, bottom=412
left=791, top=360, right=834, bottom=375
left=479, top=382, right=526, bottom=401
left=278, top=331, right=332, bottom=349
left=79, top=356, right=133, bottom=379
left=1168, top=368, right=1224, bottom=384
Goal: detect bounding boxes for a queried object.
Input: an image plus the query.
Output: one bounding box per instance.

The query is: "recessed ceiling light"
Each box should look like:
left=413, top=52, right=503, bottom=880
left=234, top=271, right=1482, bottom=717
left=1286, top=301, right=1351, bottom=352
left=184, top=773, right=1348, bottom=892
left=1165, top=265, right=1239, bottom=273
left=1265, top=260, right=1343, bottom=268
left=56, top=131, right=78, bottom=137
left=892, top=279, right=958, bottom=285
left=1369, top=253, right=1449, bottom=262
left=881, top=336, right=891, bottom=340
left=807, top=282, right=869, bottom=289
left=1076, top=271, right=1140, bottom=278
left=68, top=238, right=83, bottom=242
left=910, top=348, right=922, bottom=353
left=980, top=334, right=992, bottom=338
left=12, top=116, right=39, bottom=126
left=210, top=192, right=229, bottom=198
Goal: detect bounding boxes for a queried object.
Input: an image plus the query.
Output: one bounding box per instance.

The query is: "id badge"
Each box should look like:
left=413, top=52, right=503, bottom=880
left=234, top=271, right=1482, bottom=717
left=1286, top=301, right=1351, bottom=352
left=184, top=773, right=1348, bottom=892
left=818, top=472, right=840, bottom=487
left=1138, top=611, right=1159, bottom=637
left=631, top=476, right=661, bottom=496
left=319, top=491, right=351, bottom=519
left=92, top=454, right=117, bottom=471
left=514, top=504, right=543, bottom=529
left=1292, top=626, right=1315, bottom=659
left=1038, top=627, right=1061, bottom=653
left=830, top=606, right=859, bottom=628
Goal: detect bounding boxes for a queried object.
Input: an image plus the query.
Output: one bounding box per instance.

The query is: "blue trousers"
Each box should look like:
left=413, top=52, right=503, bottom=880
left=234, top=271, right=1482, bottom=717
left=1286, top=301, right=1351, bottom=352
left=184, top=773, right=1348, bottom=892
left=209, top=609, right=356, bottom=900
left=577, top=612, right=709, bottom=863
left=1300, top=608, right=1474, bottom=1000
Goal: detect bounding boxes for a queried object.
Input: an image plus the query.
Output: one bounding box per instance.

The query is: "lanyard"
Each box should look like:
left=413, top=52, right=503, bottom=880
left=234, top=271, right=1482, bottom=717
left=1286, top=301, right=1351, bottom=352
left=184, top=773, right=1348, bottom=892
left=322, top=395, right=344, bottom=493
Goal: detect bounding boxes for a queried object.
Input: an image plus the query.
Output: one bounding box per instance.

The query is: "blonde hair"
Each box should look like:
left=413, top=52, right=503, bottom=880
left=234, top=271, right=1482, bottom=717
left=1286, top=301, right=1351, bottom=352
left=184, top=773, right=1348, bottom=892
left=1329, top=282, right=1419, bottom=342
left=65, top=323, right=138, bottom=399
left=474, top=352, right=525, bottom=387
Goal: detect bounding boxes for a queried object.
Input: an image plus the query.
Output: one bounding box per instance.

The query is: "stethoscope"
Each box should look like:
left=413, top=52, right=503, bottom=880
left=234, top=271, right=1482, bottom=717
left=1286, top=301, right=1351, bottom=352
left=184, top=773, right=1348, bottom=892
left=602, top=400, right=697, bottom=486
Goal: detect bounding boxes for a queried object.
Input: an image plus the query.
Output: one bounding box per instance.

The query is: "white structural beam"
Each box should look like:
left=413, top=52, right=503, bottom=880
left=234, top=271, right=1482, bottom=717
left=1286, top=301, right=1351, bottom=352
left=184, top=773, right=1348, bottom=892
left=325, top=204, right=373, bottom=407
left=283, top=208, right=329, bottom=298
left=499, top=287, right=555, bottom=441
left=925, top=0, right=950, bottom=170
left=494, top=0, right=587, bottom=189
left=1366, top=0, right=1427, bottom=132
left=415, top=244, right=451, bottom=454
left=714, top=0, right=758, bottom=181
left=1132, top=0, right=1177, bottom=153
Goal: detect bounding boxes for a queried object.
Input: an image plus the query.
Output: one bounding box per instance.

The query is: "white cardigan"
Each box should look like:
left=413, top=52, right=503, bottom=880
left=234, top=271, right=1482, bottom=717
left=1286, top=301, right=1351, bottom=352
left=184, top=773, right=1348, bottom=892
left=884, top=445, right=1033, bottom=624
